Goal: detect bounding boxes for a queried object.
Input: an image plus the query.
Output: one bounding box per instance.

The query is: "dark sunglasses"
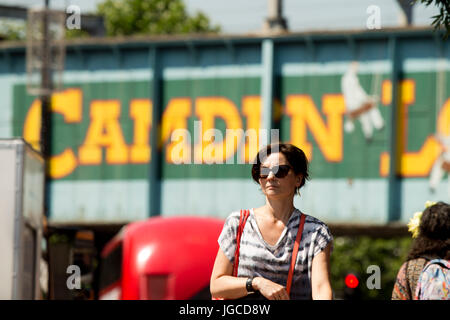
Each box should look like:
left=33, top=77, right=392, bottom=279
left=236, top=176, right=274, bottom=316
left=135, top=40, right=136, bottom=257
left=259, top=165, right=292, bottom=179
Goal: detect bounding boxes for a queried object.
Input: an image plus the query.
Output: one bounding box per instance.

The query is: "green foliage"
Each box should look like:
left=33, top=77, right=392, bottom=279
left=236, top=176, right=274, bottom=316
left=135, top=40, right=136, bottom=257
left=65, top=29, right=91, bottom=39
left=416, top=0, right=450, bottom=38
left=48, top=233, right=72, bottom=245
left=0, top=20, right=26, bottom=41
left=330, top=236, right=412, bottom=299
left=97, top=0, right=221, bottom=37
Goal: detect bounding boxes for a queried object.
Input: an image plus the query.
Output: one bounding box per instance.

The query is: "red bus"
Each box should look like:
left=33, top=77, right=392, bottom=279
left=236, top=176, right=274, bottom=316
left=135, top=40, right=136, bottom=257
left=98, top=216, right=224, bottom=300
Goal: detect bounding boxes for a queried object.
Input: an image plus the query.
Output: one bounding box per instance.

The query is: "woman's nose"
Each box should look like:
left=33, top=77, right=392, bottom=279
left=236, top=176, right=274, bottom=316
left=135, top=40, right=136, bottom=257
left=267, top=171, right=276, bottom=180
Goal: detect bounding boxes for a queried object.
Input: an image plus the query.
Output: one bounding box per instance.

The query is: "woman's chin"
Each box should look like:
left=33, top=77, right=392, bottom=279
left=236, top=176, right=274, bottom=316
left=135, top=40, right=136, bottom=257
left=265, top=190, right=289, bottom=198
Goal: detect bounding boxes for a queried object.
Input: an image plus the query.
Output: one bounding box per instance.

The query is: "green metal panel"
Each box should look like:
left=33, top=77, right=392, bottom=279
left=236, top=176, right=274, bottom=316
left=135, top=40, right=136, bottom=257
left=1, top=28, right=448, bottom=224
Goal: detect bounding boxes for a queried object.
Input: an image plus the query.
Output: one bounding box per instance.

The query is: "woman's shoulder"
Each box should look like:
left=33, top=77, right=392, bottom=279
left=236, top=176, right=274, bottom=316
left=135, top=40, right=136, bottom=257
left=222, top=210, right=246, bottom=228
left=405, top=258, right=429, bottom=271
left=227, top=210, right=242, bottom=219
left=226, top=209, right=249, bottom=220
left=302, top=212, right=331, bottom=230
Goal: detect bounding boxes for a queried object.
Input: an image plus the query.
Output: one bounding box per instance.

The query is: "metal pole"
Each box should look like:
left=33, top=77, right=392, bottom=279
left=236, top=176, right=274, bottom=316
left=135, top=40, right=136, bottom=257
left=263, top=0, right=287, bottom=33
left=261, top=39, right=275, bottom=145
left=387, top=36, right=402, bottom=222
left=40, top=0, right=52, bottom=217
left=149, top=47, right=162, bottom=217
left=397, top=0, right=414, bottom=26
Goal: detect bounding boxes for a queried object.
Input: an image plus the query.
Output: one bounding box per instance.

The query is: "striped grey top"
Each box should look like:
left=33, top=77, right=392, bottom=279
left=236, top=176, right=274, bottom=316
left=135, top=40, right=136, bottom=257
left=218, top=208, right=333, bottom=300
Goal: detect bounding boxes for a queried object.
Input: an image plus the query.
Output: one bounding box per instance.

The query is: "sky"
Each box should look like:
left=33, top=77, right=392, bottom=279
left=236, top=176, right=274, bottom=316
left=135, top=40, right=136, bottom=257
left=0, top=0, right=440, bottom=34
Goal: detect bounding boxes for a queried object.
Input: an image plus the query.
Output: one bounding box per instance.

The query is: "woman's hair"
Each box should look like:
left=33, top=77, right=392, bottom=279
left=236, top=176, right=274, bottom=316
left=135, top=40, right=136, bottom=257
left=406, top=201, right=450, bottom=261
left=251, top=143, right=309, bottom=195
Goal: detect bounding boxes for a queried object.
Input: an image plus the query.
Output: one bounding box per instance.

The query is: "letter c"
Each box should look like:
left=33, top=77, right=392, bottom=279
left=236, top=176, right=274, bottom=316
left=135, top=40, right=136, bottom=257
left=236, top=305, right=243, bottom=315
left=23, top=89, right=82, bottom=179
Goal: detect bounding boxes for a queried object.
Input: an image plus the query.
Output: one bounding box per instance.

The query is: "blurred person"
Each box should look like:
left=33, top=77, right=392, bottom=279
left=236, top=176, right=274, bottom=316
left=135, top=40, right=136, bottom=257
left=341, top=61, right=384, bottom=140
left=392, top=201, right=450, bottom=300
left=210, top=143, right=333, bottom=300
left=429, top=134, right=450, bottom=193
left=40, top=215, right=49, bottom=299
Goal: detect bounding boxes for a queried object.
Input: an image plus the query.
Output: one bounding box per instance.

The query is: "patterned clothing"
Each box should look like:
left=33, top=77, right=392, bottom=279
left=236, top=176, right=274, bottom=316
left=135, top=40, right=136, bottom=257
left=218, top=208, right=333, bottom=300
left=415, top=259, right=450, bottom=300
left=392, top=258, right=428, bottom=300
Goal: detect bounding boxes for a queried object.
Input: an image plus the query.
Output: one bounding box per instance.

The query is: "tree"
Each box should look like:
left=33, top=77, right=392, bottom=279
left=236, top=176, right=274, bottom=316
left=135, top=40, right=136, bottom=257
left=416, top=0, right=450, bottom=37
left=0, top=20, right=26, bottom=41
left=97, top=0, right=221, bottom=37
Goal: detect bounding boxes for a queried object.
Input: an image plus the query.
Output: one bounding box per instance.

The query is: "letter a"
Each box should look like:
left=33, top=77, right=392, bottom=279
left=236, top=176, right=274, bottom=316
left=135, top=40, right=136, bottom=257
left=66, top=265, right=81, bottom=290
left=66, top=5, right=81, bottom=30
left=366, top=265, right=381, bottom=290
left=366, top=5, right=381, bottom=30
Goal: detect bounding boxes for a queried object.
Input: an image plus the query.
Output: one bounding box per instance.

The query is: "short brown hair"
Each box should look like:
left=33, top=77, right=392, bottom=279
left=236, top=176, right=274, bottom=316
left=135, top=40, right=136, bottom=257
left=251, top=143, right=309, bottom=195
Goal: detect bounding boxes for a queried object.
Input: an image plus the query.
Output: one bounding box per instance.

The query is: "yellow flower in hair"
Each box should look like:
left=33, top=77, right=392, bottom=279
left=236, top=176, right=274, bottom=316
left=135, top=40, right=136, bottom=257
left=407, top=211, right=422, bottom=238
left=407, top=201, right=437, bottom=238
left=425, top=201, right=437, bottom=209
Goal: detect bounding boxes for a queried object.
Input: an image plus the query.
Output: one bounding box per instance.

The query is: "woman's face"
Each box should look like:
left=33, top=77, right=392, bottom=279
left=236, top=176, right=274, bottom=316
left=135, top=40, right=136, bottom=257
left=258, top=152, right=302, bottom=199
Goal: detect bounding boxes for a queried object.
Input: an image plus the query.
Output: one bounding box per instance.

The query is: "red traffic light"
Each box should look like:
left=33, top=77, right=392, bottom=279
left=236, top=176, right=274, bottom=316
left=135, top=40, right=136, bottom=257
left=345, top=273, right=359, bottom=289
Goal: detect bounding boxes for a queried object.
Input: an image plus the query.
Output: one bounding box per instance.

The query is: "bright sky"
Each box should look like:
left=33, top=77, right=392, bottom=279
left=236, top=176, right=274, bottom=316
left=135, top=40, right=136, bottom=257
left=0, top=0, right=440, bottom=34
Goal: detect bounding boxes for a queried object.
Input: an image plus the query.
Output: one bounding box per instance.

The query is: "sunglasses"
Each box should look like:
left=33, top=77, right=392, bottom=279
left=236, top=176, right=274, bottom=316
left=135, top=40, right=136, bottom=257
left=259, top=165, right=292, bottom=179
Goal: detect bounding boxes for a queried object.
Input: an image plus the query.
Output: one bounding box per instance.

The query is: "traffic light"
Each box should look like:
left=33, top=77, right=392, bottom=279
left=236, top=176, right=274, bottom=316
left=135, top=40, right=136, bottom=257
left=343, top=272, right=362, bottom=300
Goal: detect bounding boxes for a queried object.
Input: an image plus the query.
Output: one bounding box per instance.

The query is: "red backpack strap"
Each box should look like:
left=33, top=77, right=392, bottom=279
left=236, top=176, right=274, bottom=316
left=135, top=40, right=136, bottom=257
left=286, top=213, right=306, bottom=296
left=233, top=209, right=250, bottom=277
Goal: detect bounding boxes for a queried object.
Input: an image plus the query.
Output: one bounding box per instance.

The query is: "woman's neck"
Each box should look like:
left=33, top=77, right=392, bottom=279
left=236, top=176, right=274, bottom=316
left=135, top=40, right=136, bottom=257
left=263, top=197, right=295, bottom=224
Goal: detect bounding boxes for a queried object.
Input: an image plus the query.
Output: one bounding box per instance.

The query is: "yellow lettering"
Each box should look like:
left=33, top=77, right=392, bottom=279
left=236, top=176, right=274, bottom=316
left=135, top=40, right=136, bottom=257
left=49, top=89, right=82, bottom=178
left=194, top=97, right=243, bottom=163
left=161, top=98, right=192, bottom=163
left=381, top=80, right=392, bottom=106
left=241, top=96, right=261, bottom=163
left=78, top=100, right=128, bottom=165
left=129, top=99, right=152, bottom=164
left=380, top=80, right=443, bottom=177
left=285, top=94, right=345, bottom=161
left=23, top=89, right=82, bottom=179
left=169, top=129, right=192, bottom=164
left=437, top=98, right=450, bottom=136
left=23, top=99, right=42, bottom=151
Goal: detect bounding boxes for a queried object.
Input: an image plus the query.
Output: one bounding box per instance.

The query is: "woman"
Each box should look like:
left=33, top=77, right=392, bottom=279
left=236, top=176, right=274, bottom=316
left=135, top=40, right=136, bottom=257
left=392, top=201, right=450, bottom=300
left=210, top=143, right=333, bottom=300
